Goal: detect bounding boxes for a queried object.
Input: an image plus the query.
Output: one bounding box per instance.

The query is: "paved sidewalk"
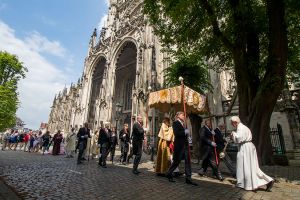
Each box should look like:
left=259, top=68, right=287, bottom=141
left=0, top=150, right=300, bottom=200
left=0, top=177, right=20, bottom=200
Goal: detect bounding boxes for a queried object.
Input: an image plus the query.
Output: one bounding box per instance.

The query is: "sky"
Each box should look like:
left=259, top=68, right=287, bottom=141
left=0, top=0, right=109, bottom=129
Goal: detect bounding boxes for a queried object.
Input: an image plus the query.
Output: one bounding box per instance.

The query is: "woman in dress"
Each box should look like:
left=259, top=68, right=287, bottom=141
left=52, top=130, right=63, bottom=155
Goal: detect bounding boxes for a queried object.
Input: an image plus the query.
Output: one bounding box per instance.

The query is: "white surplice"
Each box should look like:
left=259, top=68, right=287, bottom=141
left=232, top=123, right=273, bottom=190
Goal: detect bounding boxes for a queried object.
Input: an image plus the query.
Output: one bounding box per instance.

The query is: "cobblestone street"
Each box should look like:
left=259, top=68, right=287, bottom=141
left=0, top=150, right=300, bottom=200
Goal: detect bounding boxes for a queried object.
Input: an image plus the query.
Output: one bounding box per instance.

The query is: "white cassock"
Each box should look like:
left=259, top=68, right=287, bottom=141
left=232, top=123, right=273, bottom=191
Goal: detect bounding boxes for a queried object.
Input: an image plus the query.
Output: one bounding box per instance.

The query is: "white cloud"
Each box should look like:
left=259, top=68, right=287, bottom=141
left=98, top=14, right=108, bottom=30
left=24, top=31, right=66, bottom=58
left=0, top=20, right=71, bottom=129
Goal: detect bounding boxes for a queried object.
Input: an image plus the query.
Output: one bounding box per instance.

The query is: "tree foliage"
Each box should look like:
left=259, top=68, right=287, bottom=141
left=163, top=52, right=212, bottom=93
left=0, top=51, right=27, bottom=131
left=144, top=0, right=300, bottom=164
left=0, top=82, right=18, bottom=131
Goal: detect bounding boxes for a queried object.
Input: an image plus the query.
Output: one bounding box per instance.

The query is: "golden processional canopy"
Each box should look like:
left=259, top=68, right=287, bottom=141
left=148, top=85, right=207, bottom=114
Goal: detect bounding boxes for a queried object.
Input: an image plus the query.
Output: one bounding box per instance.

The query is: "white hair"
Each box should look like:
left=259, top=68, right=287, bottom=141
left=217, top=122, right=225, bottom=127
left=230, top=116, right=241, bottom=123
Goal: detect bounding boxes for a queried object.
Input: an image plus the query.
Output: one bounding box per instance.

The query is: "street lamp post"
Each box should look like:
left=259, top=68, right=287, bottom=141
left=115, top=102, right=123, bottom=135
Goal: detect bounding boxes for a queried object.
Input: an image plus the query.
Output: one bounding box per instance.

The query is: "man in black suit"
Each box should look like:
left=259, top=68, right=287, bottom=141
left=98, top=123, right=111, bottom=168
left=132, top=115, right=145, bottom=174
left=198, top=119, right=223, bottom=181
left=214, top=123, right=236, bottom=178
left=77, top=122, right=91, bottom=164
left=166, top=111, right=197, bottom=186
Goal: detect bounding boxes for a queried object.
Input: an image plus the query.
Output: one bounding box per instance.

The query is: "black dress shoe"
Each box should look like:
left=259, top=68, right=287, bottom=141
left=173, top=172, right=184, bottom=177
left=186, top=179, right=198, bottom=186
left=266, top=180, right=274, bottom=192
left=77, top=161, right=82, bottom=164
left=102, top=165, right=107, bottom=168
left=166, top=174, right=175, bottom=182
left=198, top=168, right=206, bottom=176
left=132, top=170, right=139, bottom=175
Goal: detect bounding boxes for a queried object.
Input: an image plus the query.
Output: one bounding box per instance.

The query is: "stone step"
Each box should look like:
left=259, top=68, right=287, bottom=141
left=292, top=149, right=300, bottom=153
left=289, top=159, right=300, bottom=167
left=293, top=155, right=300, bottom=159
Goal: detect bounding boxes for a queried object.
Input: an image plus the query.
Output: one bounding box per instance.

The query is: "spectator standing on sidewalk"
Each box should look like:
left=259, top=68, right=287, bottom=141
left=42, top=131, right=51, bottom=155
left=23, top=131, right=30, bottom=152
left=1, top=129, right=10, bottom=150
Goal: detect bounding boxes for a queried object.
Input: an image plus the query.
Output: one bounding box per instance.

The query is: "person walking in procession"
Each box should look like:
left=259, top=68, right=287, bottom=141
left=91, top=130, right=99, bottom=159
left=198, top=119, right=224, bottom=181
left=65, top=128, right=77, bottom=158
left=155, top=117, right=174, bottom=176
left=214, top=123, right=236, bottom=178
left=109, top=127, right=118, bottom=164
left=52, top=130, right=63, bottom=155
left=98, top=123, right=111, bottom=168
left=119, top=124, right=130, bottom=165
left=230, top=116, right=274, bottom=191
left=166, top=111, right=197, bottom=186
left=77, top=123, right=91, bottom=164
left=131, top=115, right=145, bottom=175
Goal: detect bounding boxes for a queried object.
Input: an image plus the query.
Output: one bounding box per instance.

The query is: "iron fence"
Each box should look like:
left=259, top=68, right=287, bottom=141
left=270, top=123, right=286, bottom=155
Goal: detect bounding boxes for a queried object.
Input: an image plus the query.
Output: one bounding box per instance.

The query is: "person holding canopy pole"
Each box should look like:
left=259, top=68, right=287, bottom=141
left=165, top=77, right=198, bottom=186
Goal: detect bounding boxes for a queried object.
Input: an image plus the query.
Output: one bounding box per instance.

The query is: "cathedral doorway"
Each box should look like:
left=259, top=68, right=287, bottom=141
left=87, top=57, right=106, bottom=129
left=114, top=41, right=137, bottom=130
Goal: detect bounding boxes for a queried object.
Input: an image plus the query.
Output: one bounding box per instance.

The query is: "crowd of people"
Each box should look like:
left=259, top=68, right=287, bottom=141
left=0, top=112, right=275, bottom=192
left=1, top=129, right=52, bottom=154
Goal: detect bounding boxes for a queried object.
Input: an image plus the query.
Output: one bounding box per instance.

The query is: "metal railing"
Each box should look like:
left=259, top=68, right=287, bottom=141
left=270, top=123, right=286, bottom=155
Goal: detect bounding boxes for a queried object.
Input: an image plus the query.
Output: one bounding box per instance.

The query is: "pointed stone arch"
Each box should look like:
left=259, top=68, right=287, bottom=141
left=87, top=56, right=107, bottom=126
left=112, top=40, right=138, bottom=128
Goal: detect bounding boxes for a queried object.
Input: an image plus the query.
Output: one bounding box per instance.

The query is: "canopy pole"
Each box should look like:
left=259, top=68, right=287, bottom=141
left=179, top=77, right=191, bottom=164
left=206, top=95, right=219, bottom=166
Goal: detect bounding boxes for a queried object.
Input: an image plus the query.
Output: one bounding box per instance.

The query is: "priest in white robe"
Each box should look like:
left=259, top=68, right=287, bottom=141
left=230, top=116, right=274, bottom=191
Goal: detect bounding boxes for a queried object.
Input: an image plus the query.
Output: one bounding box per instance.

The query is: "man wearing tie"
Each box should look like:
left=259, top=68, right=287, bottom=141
left=77, top=122, right=91, bottom=164
left=132, top=115, right=145, bottom=174
left=166, top=111, right=197, bottom=186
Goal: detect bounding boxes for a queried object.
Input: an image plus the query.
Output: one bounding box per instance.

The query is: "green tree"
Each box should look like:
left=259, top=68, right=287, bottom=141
left=144, top=0, right=300, bottom=164
left=0, top=82, right=18, bottom=130
left=163, top=52, right=212, bottom=93
left=0, top=51, right=27, bottom=131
